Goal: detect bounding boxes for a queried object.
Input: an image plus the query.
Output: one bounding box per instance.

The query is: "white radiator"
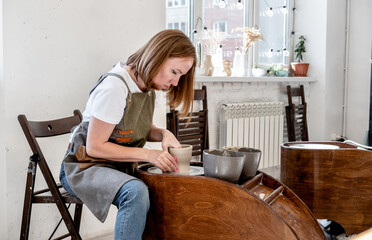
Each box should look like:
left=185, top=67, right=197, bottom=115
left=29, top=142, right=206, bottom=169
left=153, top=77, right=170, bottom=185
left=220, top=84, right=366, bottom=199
left=220, top=102, right=284, bottom=169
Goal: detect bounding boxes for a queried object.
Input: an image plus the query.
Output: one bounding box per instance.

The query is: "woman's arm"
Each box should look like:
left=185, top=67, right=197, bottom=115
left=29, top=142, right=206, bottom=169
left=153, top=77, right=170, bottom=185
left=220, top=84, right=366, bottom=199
left=86, top=117, right=178, bottom=172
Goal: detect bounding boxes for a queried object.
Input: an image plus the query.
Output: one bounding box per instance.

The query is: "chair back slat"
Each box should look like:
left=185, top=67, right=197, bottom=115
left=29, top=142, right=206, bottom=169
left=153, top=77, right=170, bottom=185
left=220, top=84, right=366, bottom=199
left=28, top=114, right=82, bottom=137
left=286, top=85, right=309, bottom=142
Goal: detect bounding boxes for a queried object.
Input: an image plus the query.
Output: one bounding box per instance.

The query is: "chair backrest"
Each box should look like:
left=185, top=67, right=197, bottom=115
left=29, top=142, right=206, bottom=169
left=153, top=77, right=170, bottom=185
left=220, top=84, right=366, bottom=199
left=18, top=110, right=82, bottom=179
left=18, top=110, right=83, bottom=239
left=167, top=86, right=209, bottom=160
left=285, top=85, right=309, bottom=141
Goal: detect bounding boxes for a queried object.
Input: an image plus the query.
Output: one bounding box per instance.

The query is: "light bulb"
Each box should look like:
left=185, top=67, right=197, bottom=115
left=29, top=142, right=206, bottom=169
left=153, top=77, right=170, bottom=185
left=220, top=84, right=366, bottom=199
left=266, top=49, right=273, bottom=58
left=283, top=48, right=289, bottom=56
left=280, top=5, right=288, bottom=15
left=266, top=7, right=274, bottom=17
left=218, top=0, right=226, bottom=8
left=237, top=0, right=244, bottom=10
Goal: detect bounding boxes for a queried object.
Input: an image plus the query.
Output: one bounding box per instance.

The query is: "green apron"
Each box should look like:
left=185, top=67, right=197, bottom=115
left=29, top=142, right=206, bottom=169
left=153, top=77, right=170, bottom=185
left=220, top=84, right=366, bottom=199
left=63, top=72, right=155, bottom=222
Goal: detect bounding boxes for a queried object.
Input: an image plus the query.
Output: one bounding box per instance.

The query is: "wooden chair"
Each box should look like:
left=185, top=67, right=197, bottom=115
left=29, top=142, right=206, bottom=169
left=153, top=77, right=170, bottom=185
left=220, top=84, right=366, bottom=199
left=18, top=110, right=83, bottom=240
left=285, top=85, right=309, bottom=141
left=167, top=86, right=209, bottom=161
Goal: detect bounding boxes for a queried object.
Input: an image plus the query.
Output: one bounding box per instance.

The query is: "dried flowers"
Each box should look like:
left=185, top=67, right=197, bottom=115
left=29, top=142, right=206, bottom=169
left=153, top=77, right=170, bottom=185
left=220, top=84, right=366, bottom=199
left=232, top=27, right=263, bottom=54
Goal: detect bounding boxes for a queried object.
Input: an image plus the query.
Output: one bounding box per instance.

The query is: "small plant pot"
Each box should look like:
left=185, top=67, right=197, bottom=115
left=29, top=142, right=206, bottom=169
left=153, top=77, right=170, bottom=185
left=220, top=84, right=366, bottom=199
left=252, top=68, right=266, bottom=77
left=291, top=63, right=309, bottom=77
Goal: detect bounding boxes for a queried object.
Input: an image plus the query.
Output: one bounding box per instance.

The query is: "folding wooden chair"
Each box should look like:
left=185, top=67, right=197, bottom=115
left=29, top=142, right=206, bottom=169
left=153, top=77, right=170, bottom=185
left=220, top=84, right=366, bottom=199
left=167, top=86, right=209, bottom=161
left=285, top=85, right=309, bottom=141
left=18, top=110, right=83, bottom=240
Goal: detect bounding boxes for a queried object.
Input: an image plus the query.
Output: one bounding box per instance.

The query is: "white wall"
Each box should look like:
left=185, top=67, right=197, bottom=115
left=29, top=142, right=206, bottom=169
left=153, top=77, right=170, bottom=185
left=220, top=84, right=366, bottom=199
left=345, top=0, right=372, bottom=143
left=0, top=0, right=165, bottom=239
left=293, top=0, right=329, bottom=141
left=324, top=0, right=347, bottom=140
left=0, top=0, right=7, bottom=239
left=295, top=0, right=371, bottom=143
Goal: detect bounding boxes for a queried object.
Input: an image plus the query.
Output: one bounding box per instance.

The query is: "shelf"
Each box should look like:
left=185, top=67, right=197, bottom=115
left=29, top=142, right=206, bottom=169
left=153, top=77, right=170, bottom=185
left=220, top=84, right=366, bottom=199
left=195, top=76, right=315, bottom=83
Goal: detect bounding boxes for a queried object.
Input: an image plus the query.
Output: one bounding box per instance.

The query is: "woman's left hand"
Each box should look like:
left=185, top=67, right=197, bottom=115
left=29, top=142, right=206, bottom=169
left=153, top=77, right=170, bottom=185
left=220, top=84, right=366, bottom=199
left=161, top=129, right=182, bottom=151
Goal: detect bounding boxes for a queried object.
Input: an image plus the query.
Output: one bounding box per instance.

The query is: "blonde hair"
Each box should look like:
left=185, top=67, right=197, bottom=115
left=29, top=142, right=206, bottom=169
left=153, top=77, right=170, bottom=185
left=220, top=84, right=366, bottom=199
left=126, top=29, right=196, bottom=117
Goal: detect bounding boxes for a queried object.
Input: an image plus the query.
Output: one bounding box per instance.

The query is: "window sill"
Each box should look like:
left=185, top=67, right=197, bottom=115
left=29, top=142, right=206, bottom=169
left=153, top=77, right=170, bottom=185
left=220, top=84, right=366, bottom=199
left=195, top=76, right=315, bottom=83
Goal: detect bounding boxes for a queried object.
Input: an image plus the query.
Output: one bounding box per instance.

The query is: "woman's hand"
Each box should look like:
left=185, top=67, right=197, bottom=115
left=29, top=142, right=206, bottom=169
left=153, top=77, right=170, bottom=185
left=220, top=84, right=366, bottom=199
left=148, top=124, right=181, bottom=150
left=147, top=149, right=178, bottom=172
left=161, top=129, right=182, bottom=151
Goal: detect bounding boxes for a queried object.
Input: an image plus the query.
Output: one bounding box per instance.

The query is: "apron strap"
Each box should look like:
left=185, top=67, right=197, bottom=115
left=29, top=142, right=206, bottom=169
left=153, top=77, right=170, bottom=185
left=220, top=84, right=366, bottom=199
left=89, top=72, right=132, bottom=98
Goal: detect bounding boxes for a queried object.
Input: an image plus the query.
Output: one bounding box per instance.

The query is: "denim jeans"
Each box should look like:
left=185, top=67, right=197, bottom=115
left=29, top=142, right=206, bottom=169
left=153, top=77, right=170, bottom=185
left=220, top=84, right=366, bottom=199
left=59, top=161, right=78, bottom=198
left=59, top=162, right=149, bottom=240
left=112, top=180, right=150, bottom=240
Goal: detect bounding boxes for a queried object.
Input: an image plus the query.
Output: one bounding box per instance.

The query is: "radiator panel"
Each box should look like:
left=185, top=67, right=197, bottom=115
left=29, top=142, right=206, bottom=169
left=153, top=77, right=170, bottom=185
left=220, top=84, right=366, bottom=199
left=220, top=102, right=284, bottom=168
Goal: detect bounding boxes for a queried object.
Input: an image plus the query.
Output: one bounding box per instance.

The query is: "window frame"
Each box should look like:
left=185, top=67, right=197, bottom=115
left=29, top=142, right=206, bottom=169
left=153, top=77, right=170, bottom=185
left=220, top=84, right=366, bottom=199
left=191, top=0, right=295, bottom=68
left=167, top=0, right=189, bottom=8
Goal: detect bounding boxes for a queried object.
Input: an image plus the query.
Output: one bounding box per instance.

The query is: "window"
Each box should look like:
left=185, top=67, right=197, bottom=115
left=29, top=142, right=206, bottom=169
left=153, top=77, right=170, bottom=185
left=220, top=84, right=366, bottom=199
left=167, top=0, right=173, bottom=7
left=166, top=0, right=191, bottom=36
left=167, top=0, right=189, bottom=8
left=166, top=0, right=291, bottom=68
left=213, top=21, right=228, bottom=34
left=257, top=0, right=290, bottom=65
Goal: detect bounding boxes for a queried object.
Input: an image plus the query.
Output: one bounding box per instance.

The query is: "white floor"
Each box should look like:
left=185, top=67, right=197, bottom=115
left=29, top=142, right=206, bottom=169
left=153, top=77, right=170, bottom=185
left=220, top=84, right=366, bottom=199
left=86, top=232, right=114, bottom=240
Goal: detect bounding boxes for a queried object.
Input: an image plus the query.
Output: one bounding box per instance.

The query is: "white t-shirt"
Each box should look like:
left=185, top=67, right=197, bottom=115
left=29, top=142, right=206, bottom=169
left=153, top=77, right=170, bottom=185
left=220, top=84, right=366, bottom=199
left=82, top=62, right=143, bottom=124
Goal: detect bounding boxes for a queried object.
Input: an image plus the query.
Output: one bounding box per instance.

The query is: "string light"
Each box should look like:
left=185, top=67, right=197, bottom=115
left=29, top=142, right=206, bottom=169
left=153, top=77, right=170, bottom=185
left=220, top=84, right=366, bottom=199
left=283, top=48, right=289, bottom=56
left=266, top=7, right=274, bottom=17
left=280, top=5, right=288, bottom=14
left=237, top=0, right=244, bottom=10
left=266, top=49, right=274, bottom=58
left=218, top=0, right=226, bottom=8
left=262, top=0, right=288, bottom=17
left=261, top=48, right=290, bottom=57
left=192, top=17, right=208, bottom=35
left=216, top=0, right=244, bottom=10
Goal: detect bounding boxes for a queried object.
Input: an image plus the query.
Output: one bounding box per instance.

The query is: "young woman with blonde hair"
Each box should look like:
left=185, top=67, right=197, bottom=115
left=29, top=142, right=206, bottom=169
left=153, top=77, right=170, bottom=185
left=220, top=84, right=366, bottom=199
left=60, top=29, right=196, bottom=240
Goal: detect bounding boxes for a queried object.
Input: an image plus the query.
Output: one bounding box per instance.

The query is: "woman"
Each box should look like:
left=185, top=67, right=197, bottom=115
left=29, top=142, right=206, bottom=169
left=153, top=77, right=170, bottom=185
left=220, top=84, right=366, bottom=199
left=60, top=29, right=196, bottom=240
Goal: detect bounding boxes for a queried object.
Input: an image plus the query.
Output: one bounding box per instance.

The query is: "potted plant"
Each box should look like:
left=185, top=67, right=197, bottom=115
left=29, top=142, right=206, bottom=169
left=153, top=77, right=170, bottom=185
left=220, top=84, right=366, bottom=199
left=291, top=35, right=310, bottom=76
left=268, top=64, right=288, bottom=77
left=252, top=64, right=266, bottom=77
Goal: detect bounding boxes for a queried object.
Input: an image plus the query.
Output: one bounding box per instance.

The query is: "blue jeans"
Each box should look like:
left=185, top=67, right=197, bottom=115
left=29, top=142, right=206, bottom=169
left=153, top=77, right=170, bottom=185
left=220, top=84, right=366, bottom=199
left=59, top=162, right=150, bottom=240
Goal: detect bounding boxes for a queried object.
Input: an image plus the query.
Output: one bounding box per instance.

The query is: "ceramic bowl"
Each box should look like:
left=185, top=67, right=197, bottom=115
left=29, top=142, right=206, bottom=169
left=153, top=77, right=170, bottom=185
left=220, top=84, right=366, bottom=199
left=252, top=68, right=266, bottom=77
left=223, top=147, right=262, bottom=182
left=275, top=70, right=288, bottom=77
left=203, top=149, right=245, bottom=183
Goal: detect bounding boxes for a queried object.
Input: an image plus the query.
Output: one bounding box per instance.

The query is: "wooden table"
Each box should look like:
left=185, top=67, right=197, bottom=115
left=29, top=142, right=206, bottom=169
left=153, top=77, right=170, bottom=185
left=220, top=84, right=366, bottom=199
left=135, top=163, right=326, bottom=240
left=281, top=141, right=372, bottom=235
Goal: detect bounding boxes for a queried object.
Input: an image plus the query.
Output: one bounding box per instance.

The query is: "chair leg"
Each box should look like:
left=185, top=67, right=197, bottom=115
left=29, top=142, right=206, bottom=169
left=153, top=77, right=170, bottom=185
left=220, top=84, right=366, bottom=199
left=20, top=161, right=36, bottom=240
left=73, top=203, right=83, bottom=232
left=56, top=202, right=82, bottom=240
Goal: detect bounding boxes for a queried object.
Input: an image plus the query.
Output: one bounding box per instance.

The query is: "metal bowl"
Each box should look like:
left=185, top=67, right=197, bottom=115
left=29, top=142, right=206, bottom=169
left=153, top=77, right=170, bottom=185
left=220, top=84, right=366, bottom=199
left=223, top=147, right=262, bottom=182
left=203, top=149, right=245, bottom=183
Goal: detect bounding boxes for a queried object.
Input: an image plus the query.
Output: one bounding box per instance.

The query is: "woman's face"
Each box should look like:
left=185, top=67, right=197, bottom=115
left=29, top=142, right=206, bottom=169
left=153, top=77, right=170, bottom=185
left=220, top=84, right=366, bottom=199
left=152, top=57, right=194, bottom=91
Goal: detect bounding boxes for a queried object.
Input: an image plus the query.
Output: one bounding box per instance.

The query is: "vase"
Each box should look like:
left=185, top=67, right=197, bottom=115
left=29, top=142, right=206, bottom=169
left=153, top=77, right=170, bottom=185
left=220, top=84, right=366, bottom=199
left=203, top=55, right=214, bottom=76
left=246, top=47, right=253, bottom=77
left=232, top=48, right=245, bottom=77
